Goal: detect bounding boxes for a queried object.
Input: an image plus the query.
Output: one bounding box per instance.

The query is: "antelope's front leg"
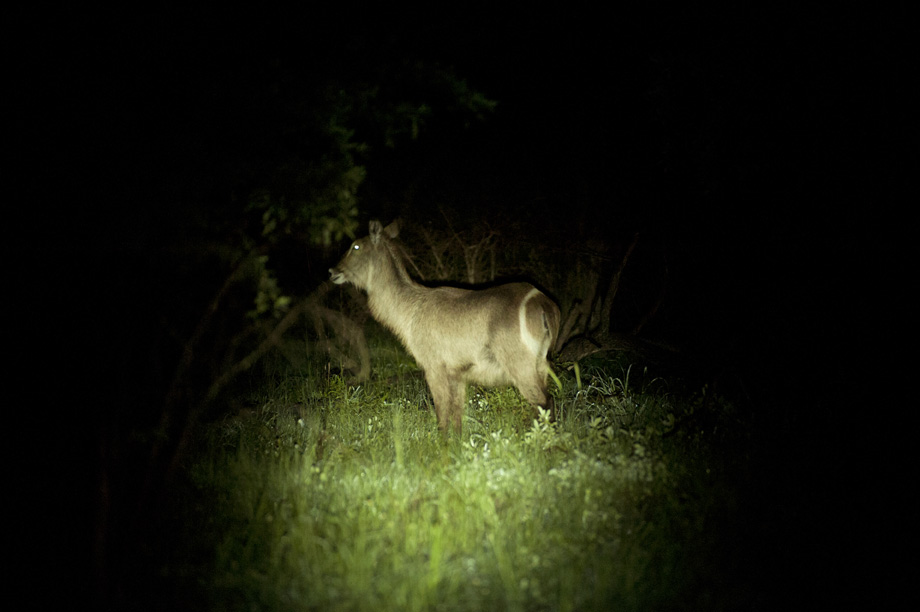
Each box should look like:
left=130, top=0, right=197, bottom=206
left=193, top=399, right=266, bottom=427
left=425, top=368, right=467, bottom=434
left=425, top=369, right=453, bottom=431
left=448, top=377, right=466, bottom=434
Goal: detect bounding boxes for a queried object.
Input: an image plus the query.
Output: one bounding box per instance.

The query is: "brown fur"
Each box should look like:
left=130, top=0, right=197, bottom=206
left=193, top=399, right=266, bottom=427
left=330, top=220, right=560, bottom=433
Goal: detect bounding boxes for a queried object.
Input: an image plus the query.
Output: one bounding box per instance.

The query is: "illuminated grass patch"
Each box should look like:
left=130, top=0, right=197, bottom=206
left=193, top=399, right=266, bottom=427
left=164, top=359, right=743, bottom=611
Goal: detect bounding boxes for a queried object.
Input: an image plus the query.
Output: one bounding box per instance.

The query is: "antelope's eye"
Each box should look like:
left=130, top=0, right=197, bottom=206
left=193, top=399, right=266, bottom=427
left=353, top=243, right=360, bottom=251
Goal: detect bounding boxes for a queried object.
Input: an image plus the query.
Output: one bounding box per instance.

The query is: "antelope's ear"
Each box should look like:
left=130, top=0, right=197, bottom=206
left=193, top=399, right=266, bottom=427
left=384, top=220, right=400, bottom=239
left=369, top=220, right=383, bottom=244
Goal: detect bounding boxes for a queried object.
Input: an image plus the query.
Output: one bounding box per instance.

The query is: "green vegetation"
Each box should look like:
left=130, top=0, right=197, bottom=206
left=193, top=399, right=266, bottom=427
left=138, top=339, right=755, bottom=611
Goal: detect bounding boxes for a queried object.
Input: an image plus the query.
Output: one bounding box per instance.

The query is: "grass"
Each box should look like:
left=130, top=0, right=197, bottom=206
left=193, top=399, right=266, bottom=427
left=141, top=341, right=758, bottom=611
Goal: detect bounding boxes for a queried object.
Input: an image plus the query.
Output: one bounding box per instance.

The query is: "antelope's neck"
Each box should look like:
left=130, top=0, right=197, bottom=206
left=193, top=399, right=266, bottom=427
left=365, top=248, right=423, bottom=341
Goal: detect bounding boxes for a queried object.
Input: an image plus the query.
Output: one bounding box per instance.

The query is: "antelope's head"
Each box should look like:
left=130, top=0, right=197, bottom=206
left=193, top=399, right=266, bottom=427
left=329, top=220, right=400, bottom=289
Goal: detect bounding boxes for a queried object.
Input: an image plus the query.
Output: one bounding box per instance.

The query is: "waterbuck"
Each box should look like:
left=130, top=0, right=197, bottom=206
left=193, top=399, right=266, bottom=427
left=329, top=220, right=560, bottom=433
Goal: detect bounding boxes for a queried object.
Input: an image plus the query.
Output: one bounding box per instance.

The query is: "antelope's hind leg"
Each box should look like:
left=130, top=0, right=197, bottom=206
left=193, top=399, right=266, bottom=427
left=517, top=380, right=555, bottom=423
left=507, top=354, right=556, bottom=423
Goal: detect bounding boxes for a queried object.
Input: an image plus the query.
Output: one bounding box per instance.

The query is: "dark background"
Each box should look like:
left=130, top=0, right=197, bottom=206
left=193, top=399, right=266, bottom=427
left=37, top=6, right=907, bottom=353
left=12, top=5, right=910, bottom=608
left=42, top=7, right=906, bottom=413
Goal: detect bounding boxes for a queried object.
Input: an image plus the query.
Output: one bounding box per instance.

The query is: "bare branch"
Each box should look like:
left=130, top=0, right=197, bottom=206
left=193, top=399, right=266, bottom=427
left=205, top=296, right=313, bottom=402
left=633, top=258, right=668, bottom=335
left=598, top=232, right=639, bottom=329
left=312, top=303, right=371, bottom=382
left=163, top=252, right=252, bottom=410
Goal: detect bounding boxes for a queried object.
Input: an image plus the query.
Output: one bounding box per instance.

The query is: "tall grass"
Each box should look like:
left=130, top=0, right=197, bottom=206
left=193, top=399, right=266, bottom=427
left=149, top=345, right=751, bottom=611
